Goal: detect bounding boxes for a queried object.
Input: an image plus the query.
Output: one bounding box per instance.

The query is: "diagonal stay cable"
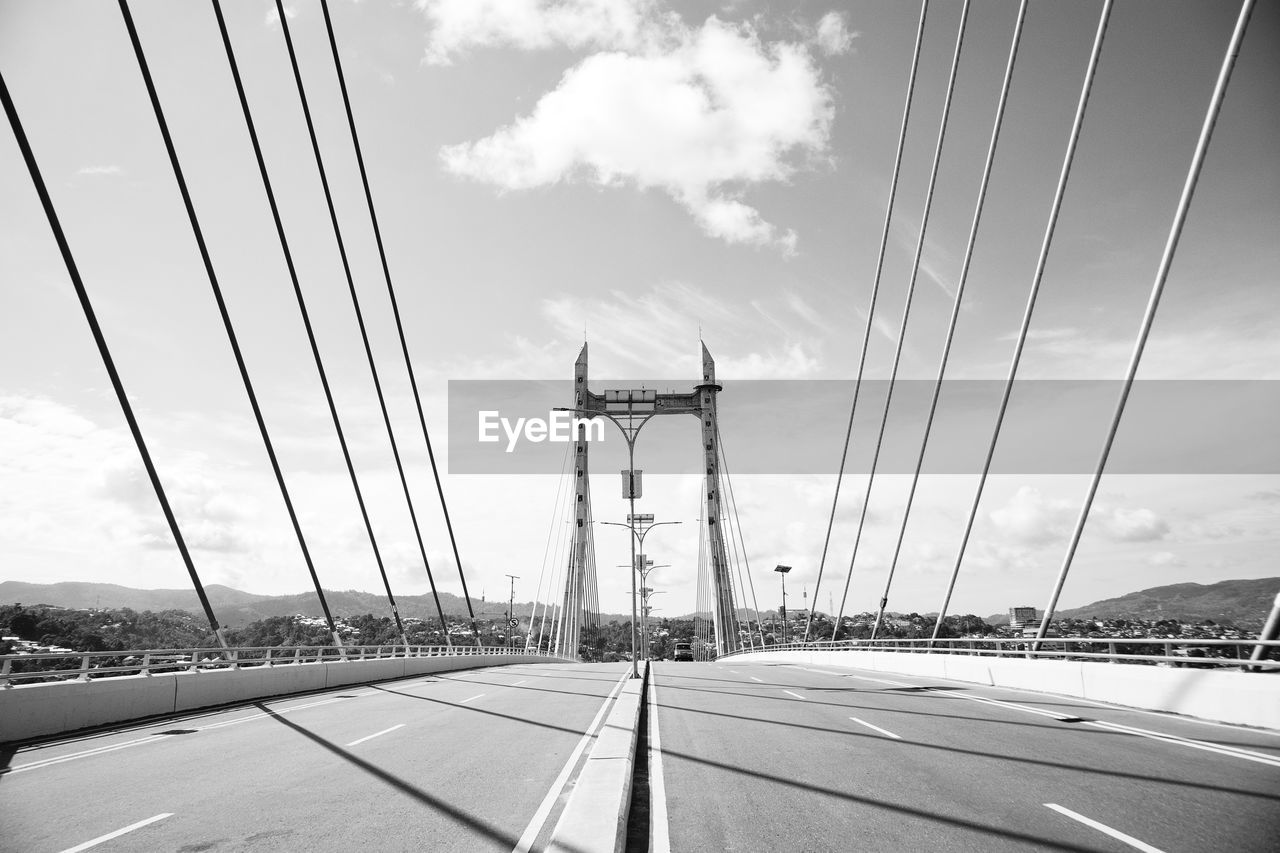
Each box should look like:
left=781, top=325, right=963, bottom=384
left=860, top=0, right=972, bottom=640
left=833, top=0, right=970, bottom=642
left=804, top=0, right=931, bottom=644
left=271, top=0, right=452, bottom=646
left=715, top=421, right=766, bottom=649
left=923, top=0, right=1029, bottom=640
left=1034, top=0, right=1256, bottom=647
left=2, top=64, right=227, bottom=649
left=120, top=0, right=344, bottom=650
left=318, top=0, right=479, bottom=645
left=211, top=0, right=407, bottom=644
left=934, top=0, right=1115, bottom=639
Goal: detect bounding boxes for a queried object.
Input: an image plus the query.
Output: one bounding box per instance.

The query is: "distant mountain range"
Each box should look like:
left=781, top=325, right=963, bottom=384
left=3, top=576, right=1275, bottom=629
left=0, top=581, right=634, bottom=626
left=1050, top=577, right=1278, bottom=629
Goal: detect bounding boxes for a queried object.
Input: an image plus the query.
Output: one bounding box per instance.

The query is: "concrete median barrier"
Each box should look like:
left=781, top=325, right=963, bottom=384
left=548, top=662, right=647, bottom=853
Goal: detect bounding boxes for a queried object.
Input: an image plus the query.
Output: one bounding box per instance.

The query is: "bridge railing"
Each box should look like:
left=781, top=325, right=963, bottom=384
left=722, top=636, right=1280, bottom=670
left=0, top=644, right=561, bottom=687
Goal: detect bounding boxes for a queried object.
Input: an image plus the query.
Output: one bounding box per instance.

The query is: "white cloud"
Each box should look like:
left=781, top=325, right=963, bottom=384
left=1098, top=505, right=1169, bottom=542
left=539, top=281, right=824, bottom=378
left=813, top=11, right=854, bottom=56
left=438, top=13, right=837, bottom=252
left=988, top=486, right=1074, bottom=546
left=265, top=3, right=299, bottom=26
left=417, top=0, right=659, bottom=65
left=988, top=486, right=1171, bottom=547
left=76, top=165, right=123, bottom=177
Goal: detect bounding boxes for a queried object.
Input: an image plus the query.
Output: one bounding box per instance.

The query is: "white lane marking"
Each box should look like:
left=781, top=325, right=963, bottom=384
left=848, top=717, right=902, bottom=740
left=841, top=675, right=1081, bottom=721
left=951, top=693, right=1081, bottom=723
left=8, top=734, right=169, bottom=775
left=1045, top=804, right=1167, bottom=853
left=9, top=694, right=363, bottom=774
left=782, top=689, right=807, bottom=701
left=459, top=693, right=485, bottom=704
left=512, top=671, right=630, bottom=853
left=346, top=724, right=405, bottom=747
left=58, top=813, right=173, bottom=853
left=793, top=666, right=848, bottom=676
left=845, top=674, right=914, bottom=688
left=512, top=680, right=528, bottom=686
left=1084, top=720, right=1280, bottom=768
left=649, top=670, right=671, bottom=853
left=200, top=696, right=353, bottom=731
left=749, top=676, right=763, bottom=683
left=1043, top=693, right=1280, bottom=736
left=727, top=670, right=739, bottom=674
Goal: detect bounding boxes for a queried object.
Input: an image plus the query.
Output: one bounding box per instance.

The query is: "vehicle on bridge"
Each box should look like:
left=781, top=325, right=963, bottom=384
left=673, top=641, right=693, bottom=661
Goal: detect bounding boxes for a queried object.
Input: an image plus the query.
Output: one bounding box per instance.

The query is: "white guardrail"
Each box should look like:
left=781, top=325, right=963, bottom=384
left=0, top=644, right=564, bottom=687
left=719, top=636, right=1280, bottom=670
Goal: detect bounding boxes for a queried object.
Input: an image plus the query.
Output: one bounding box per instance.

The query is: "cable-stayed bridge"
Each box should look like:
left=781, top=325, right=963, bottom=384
left=3, top=0, right=1279, bottom=850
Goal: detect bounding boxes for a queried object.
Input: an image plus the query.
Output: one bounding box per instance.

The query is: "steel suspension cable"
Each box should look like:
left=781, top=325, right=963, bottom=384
left=528, top=441, right=572, bottom=651
left=832, top=0, right=970, bottom=642
left=1, top=67, right=228, bottom=650
left=1034, top=0, right=1256, bottom=647
left=271, top=1, right=452, bottom=647
left=925, top=0, right=1029, bottom=640
left=716, top=422, right=767, bottom=648
left=212, top=0, right=408, bottom=645
left=720, top=476, right=753, bottom=649
left=804, top=0, right=930, bottom=644
left=124, top=0, right=344, bottom=650
left=934, top=0, right=1115, bottom=639
left=858, top=0, right=971, bottom=640
left=317, top=0, right=480, bottom=644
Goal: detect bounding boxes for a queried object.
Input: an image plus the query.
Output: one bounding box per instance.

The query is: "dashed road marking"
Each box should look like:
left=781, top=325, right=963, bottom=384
left=848, top=717, right=902, bottom=739
left=346, top=724, right=405, bottom=747
left=59, top=813, right=173, bottom=853
left=1045, top=804, right=1166, bottom=852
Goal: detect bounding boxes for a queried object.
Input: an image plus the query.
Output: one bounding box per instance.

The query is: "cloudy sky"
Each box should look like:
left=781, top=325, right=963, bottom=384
left=2, top=0, right=1277, bottom=624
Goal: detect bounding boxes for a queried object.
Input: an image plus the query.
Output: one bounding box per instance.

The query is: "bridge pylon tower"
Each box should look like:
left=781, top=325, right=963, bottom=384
left=566, top=342, right=741, bottom=657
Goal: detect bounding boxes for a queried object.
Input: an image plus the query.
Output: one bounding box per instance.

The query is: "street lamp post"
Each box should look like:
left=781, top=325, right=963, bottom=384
left=505, top=574, right=519, bottom=652
left=775, top=565, right=792, bottom=645
left=601, top=518, right=681, bottom=671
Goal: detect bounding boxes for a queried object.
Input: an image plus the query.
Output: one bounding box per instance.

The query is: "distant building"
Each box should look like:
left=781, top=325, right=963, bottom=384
left=1009, top=607, right=1040, bottom=631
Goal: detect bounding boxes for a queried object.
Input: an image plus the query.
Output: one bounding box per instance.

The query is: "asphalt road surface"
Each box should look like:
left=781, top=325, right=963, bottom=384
left=0, top=662, right=629, bottom=853
left=649, top=661, right=1280, bottom=852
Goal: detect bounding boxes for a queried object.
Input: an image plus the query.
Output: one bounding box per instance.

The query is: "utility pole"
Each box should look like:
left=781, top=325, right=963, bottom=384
left=506, top=574, right=519, bottom=652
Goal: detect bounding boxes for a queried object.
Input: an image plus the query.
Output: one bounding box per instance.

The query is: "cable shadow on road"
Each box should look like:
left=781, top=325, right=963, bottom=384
left=650, top=698, right=1280, bottom=804
left=484, top=666, right=626, bottom=683
left=369, top=685, right=596, bottom=739
left=656, top=745, right=1137, bottom=852
left=252, top=702, right=594, bottom=853
left=431, top=673, right=622, bottom=702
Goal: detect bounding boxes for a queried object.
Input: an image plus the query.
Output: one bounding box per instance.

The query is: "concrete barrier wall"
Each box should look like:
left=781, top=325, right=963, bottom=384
left=0, top=654, right=572, bottom=744
left=730, top=649, right=1280, bottom=730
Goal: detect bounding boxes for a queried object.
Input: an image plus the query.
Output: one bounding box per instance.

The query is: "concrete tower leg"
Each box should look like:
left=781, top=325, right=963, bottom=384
left=700, top=343, right=740, bottom=656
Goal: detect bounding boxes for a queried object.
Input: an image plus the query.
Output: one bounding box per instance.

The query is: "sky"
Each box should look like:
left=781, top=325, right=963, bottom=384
left=1, top=0, right=1277, bottom=624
